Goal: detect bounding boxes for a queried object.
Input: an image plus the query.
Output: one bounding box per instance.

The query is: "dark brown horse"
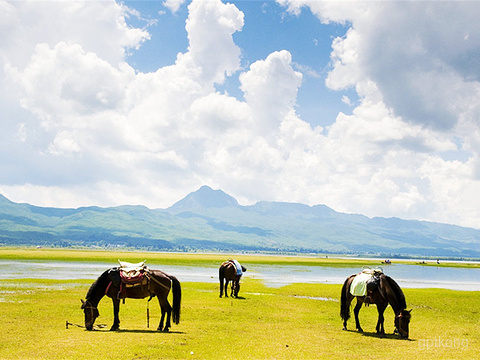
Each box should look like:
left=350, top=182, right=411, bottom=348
left=81, top=268, right=181, bottom=332
left=340, top=272, right=411, bottom=338
left=219, top=260, right=246, bottom=298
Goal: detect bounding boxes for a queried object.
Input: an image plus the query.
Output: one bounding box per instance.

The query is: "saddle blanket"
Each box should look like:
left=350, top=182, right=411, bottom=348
left=118, top=260, right=147, bottom=284
left=350, top=268, right=382, bottom=297
left=232, top=259, right=243, bottom=276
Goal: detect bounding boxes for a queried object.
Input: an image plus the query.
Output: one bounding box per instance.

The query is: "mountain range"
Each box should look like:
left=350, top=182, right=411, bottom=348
left=1, top=185, right=479, bottom=258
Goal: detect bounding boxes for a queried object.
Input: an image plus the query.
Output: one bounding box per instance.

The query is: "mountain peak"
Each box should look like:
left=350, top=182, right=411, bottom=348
left=167, top=186, right=239, bottom=213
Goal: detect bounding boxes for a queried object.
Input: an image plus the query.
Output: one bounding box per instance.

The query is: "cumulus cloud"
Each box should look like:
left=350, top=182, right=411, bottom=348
left=1, top=0, right=248, bottom=207
left=276, top=0, right=480, bottom=226
left=1, top=0, right=480, bottom=229
left=183, top=0, right=244, bottom=84
left=240, top=50, right=302, bottom=134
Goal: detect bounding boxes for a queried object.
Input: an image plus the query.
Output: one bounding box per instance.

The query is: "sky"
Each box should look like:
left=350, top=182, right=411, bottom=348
left=1, top=0, right=480, bottom=229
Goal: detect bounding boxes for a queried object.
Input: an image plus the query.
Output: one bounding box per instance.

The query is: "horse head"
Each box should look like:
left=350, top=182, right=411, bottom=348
left=395, top=309, right=412, bottom=339
left=81, top=299, right=99, bottom=331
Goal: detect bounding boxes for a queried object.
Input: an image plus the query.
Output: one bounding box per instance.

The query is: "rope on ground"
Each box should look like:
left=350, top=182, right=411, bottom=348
left=65, top=321, right=107, bottom=330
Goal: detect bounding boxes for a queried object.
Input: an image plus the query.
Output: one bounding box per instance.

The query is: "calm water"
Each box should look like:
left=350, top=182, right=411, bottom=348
left=1, top=260, right=479, bottom=291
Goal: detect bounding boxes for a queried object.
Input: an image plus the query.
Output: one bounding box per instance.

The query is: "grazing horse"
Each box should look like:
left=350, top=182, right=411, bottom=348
left=340, top=272, right=411, bottom=338
left=81, top=267, right=181, bottom=332
left=219, top=260, right=246, bottom=298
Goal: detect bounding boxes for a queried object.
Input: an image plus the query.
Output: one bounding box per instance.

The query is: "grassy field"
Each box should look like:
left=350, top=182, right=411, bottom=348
left=0, top=248, right=479, bottom=359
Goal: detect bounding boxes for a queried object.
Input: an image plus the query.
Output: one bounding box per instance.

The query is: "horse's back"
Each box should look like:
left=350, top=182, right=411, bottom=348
left=221, top=262, right=237, bottom=280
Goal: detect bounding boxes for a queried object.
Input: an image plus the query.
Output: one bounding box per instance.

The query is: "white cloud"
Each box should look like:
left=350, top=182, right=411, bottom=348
left=274, top=0, right=480, bottom=227
left=0, top=0, right=149, bottom=68
left=1, top=0, right=480, bottom=230
left=7, top=42, right=134, bottom=122
left=163, top=0, right=185, bottom=14
left=341, top=95, right=352, bottom=107
left=240, top=50, right=303, bottom=134
left=183, top=0, right=244, bottom=84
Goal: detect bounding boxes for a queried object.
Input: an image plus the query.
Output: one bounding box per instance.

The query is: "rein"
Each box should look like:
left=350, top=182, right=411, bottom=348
left=65, top=320, right=107, bottom=330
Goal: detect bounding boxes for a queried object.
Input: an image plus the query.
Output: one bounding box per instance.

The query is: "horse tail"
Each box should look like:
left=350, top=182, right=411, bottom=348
left=169, top=275, right=181, bottom=324
left=340, top=276, right=352, bottom=322
left=219, top=264, right=225, bottom=281
left=219, top=264, right=225, bottom=295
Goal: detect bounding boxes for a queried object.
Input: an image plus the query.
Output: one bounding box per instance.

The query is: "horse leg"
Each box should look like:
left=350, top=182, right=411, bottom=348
left=353, top=298, right=364, bottom=333
left=342, top=294, right=354, bottom=331
left=158, top=306, right=165, bottom=332
left=110, top=297, right=120, bottom=331
left=376, top=303, right=387, bottom=336
left=224, top=279, right=229, bottom=298
left=157, top=295, right=172, bottom=332
left=234, top=279, right=240, bottom=298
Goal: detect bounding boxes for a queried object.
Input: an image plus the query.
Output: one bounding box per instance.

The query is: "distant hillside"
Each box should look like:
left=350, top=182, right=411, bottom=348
left=1, top=187, right=479, bottom=258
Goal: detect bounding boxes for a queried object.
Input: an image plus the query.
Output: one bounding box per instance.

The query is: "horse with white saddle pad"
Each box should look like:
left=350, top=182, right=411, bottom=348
left=341, top=268, right=411, bottom=338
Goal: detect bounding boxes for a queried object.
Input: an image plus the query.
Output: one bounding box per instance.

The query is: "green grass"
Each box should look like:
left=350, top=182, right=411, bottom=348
left=1, top=247, right=479, bottom=359
left=0, top=277, right=479, bottom=359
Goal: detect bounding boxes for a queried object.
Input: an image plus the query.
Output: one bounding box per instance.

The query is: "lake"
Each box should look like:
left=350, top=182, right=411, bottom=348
left=1, top=259, right=479, bottom=291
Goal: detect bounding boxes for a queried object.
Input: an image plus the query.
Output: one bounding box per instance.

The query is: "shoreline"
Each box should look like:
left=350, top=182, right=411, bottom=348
left=1, top=246, right=480, bottom=269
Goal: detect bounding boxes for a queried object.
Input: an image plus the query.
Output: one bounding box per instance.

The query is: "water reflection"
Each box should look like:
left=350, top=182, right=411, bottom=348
left=0, top=260, right=479, bottom=291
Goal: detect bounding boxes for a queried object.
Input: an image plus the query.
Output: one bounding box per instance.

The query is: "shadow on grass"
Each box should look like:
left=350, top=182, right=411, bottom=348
left=361, top=331, right=415, bottom=341
left=93, top=329, right=185, bottom=334
left=343, top=329, right=415, bottom=341
left=221, top=296, right=246, bottom=300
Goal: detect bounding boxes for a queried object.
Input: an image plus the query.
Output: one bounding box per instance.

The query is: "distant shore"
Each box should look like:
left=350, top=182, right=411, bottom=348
left=1, top=246, right=479, bottom=269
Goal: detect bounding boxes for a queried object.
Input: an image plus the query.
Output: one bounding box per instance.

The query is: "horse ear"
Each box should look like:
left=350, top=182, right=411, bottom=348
left=408, top=309, right=412, bottom=313
left=81, top=299, right=85, bottom=304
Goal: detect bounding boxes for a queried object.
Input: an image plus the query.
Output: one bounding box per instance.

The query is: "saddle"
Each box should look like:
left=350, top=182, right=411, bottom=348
left=223, top=259, right=243, bottom=276
left=116, top=260, right=149, bottom=300
left=231, top=259, right=243, bottom=276
left=350, top=267, right=383, bottom=303
left=118, top=260, right=148, bottom=285
left=365, top=269, right=383, bottom=304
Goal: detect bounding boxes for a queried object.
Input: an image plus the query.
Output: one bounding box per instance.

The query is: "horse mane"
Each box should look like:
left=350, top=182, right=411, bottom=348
left=86, top=269, right=111, bottom=301
left=382, top=274, right=406, bottom=310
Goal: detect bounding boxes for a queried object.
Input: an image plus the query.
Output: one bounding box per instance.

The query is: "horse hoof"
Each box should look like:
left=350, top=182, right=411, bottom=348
left=109, top=326, right=119, bottom=331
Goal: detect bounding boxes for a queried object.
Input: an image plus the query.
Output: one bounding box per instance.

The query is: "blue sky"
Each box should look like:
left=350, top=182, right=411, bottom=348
left=124, top=0, right=353, bottom=128
left=1, top=0, right=480, bottom=229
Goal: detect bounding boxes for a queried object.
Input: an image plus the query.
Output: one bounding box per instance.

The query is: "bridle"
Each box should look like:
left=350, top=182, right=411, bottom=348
left=82, top=300, right=99, bottom=328
left=395, top=311, right=410, bottom=337
left=67, top=301, right=105, bottom=330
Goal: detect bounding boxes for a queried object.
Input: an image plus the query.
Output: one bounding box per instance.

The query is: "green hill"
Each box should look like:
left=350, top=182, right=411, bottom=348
left=1, top=187, right=479, bottom=258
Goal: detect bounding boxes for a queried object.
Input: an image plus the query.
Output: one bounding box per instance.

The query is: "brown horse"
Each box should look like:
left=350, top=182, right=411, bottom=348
left=340, top=272, right=411, bottom=338
left=81, top=267, right=181, bottom=332
left=219, top=260, right=246, bottom=298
